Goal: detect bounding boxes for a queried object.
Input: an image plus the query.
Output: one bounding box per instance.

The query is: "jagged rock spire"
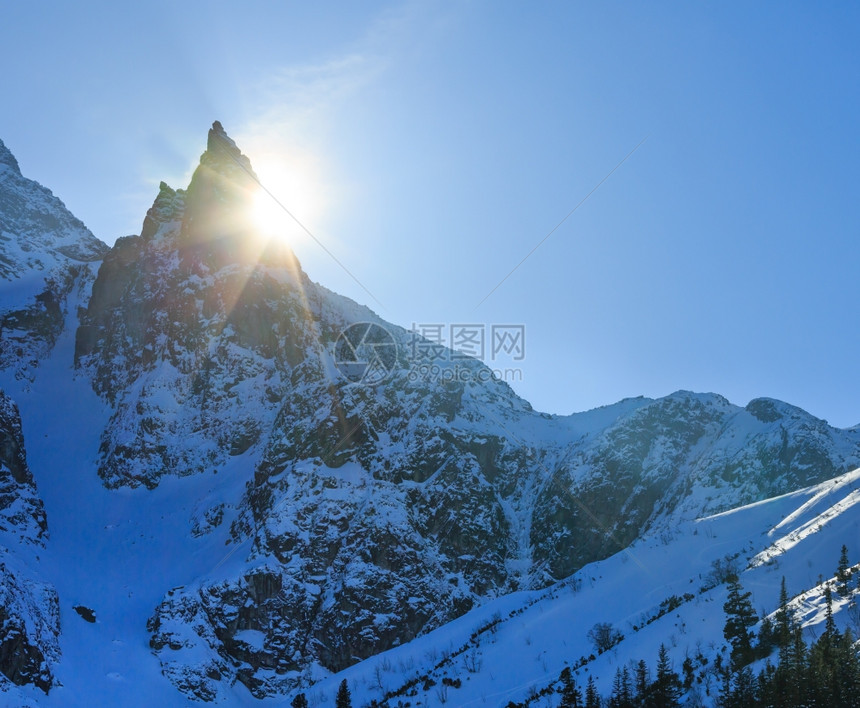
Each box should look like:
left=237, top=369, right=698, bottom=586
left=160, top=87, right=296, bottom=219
left=196, top=121, right=258, bottom=184
left=131, top=121, right=297, bottom=271
left=181, top=122, right=261, bottom=257
left=203, top=121, right=256, bottom=176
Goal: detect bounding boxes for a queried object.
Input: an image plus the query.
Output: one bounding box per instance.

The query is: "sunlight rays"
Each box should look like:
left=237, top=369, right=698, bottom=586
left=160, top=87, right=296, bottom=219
left=240, top=133, right=330, bottom=247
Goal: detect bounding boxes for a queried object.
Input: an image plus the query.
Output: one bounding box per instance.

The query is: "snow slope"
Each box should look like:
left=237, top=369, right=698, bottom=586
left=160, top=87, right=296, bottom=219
left=300, top=467, right=860, bottom=707
left=1, top=274, right=269, bottom=706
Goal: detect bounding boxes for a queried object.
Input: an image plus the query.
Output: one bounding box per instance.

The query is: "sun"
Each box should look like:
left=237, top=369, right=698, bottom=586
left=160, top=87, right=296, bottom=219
left=246, top=147, right=328, bottom=245
left=251, top=187, right=292, bottom=237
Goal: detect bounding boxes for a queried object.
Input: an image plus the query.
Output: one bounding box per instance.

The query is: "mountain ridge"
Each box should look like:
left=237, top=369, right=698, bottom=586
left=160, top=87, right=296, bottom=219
left=0, top=125, right=856, bottom=705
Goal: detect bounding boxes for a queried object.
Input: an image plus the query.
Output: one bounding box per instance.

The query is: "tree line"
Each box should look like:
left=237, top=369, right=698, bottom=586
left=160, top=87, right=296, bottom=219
left=546, top=545, right=860, bottom=707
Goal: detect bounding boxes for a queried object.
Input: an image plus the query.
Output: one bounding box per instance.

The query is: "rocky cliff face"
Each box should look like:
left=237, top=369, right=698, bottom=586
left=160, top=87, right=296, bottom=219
left=0, top=563, right=60, bottom=696
left=0, top=139, right=106, bottom=276
left=0, top=392, right=46, bottom=545
left=530, top=392, right=860, bottom=579
left=147, top=384, right=860, bottom=700
left=0, top=392, right=59, bottom=695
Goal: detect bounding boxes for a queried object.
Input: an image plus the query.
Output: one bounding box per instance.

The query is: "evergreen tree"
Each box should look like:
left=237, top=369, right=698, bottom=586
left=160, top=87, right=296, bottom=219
left=756, top=661, right=778, bottom=708
left=752, top=622, right=860, bottom=708
left=608, top=666, right=633, bottom=708
left=725, top=666, right=757, bottom=708
left=756, top=615, right=776, bottom=659
left=335, top=678, right=352, bottom=708
left=723, top=574, right=758, bottom=669
left=290, top=693, right=308, bottom=708
left=808, top=587, right=840, bottom=707
left=774, top=576, right=792, bottom=650
left=784, top=623, right=809, bottom=706
left=773, top=578, right=804, bottom=706
left=609, top=667, right=623, bottom=708
left=832, top=628, right=860, bottom=705
left=766, top=622, right=809, bottom=707
left=836, top=544, right=852, bottom=597
left=808, top=639, right=834, bottom=707
left=560, top=666, right=583, bottom=708
left=585, top=675, right=601, bottom=708
left=650, top=644, right=682, bottom=708
left=823, top=584, right=839, bottom=650
left=622, top=666, right=634, bottom=708
left=715, top=653, right=732, bottom=708
left=634, top=659, right=650, bottom=707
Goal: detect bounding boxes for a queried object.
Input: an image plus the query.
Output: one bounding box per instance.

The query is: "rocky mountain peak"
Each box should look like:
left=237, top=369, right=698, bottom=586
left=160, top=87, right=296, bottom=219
left=188, top=121, right=258, bottom=200
left=139, top=181, right=185, bottom=241
left=204, top=121, right=255, bottom=175
left=0, top=138, right=20, bottom=175
left=0, top=136, right=109, bottom=379
left=180, top=122, right=263, bottom=261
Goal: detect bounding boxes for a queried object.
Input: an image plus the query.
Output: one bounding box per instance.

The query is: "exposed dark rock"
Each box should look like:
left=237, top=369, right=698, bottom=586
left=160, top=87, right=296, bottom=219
left=0, top=266, right=79, bottom=381
left=72, top=605, right=96, bottom=623
left=0, top=391, right=46, bottom=543
left=0, top=563, right=60, bottom=694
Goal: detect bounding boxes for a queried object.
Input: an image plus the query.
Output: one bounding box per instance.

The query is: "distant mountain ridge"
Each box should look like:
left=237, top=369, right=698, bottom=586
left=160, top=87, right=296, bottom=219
left=0, top=126, right=856, bottom=705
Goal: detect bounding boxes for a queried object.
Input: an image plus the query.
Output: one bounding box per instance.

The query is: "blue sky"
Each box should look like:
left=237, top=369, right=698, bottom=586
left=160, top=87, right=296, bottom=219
left=1, top=1, right=858, bottom=426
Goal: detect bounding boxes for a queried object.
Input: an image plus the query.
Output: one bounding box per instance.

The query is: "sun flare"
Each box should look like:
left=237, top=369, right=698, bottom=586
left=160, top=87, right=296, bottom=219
left=244, top=142, right=328, bottom=245
left=252, top=188, right=292, bottom=237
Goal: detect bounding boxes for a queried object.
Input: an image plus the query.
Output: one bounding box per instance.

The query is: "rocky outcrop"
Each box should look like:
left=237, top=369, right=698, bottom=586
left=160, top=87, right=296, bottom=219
left=0, top=391, right=46, bottom=544
left=0, top=263, right=88, bottom=382
left=0, top=140, right=81, bottom=698
left=0, top=137, right=106, bottom=280
left=530, top=392, right=860, bottom=579
left=0, top=392, right=58, bottom=694
left=0, top=563, right=60, bottom=694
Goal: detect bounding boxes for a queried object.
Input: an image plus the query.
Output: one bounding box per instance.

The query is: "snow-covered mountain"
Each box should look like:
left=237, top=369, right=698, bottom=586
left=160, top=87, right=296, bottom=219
left=0, top=137, right=108, bottom=705
left=0, top=125, right=857, bottom=706
left=0, top=137, right=107, bottom=382
left=299, top=466, right=860, bottom=707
